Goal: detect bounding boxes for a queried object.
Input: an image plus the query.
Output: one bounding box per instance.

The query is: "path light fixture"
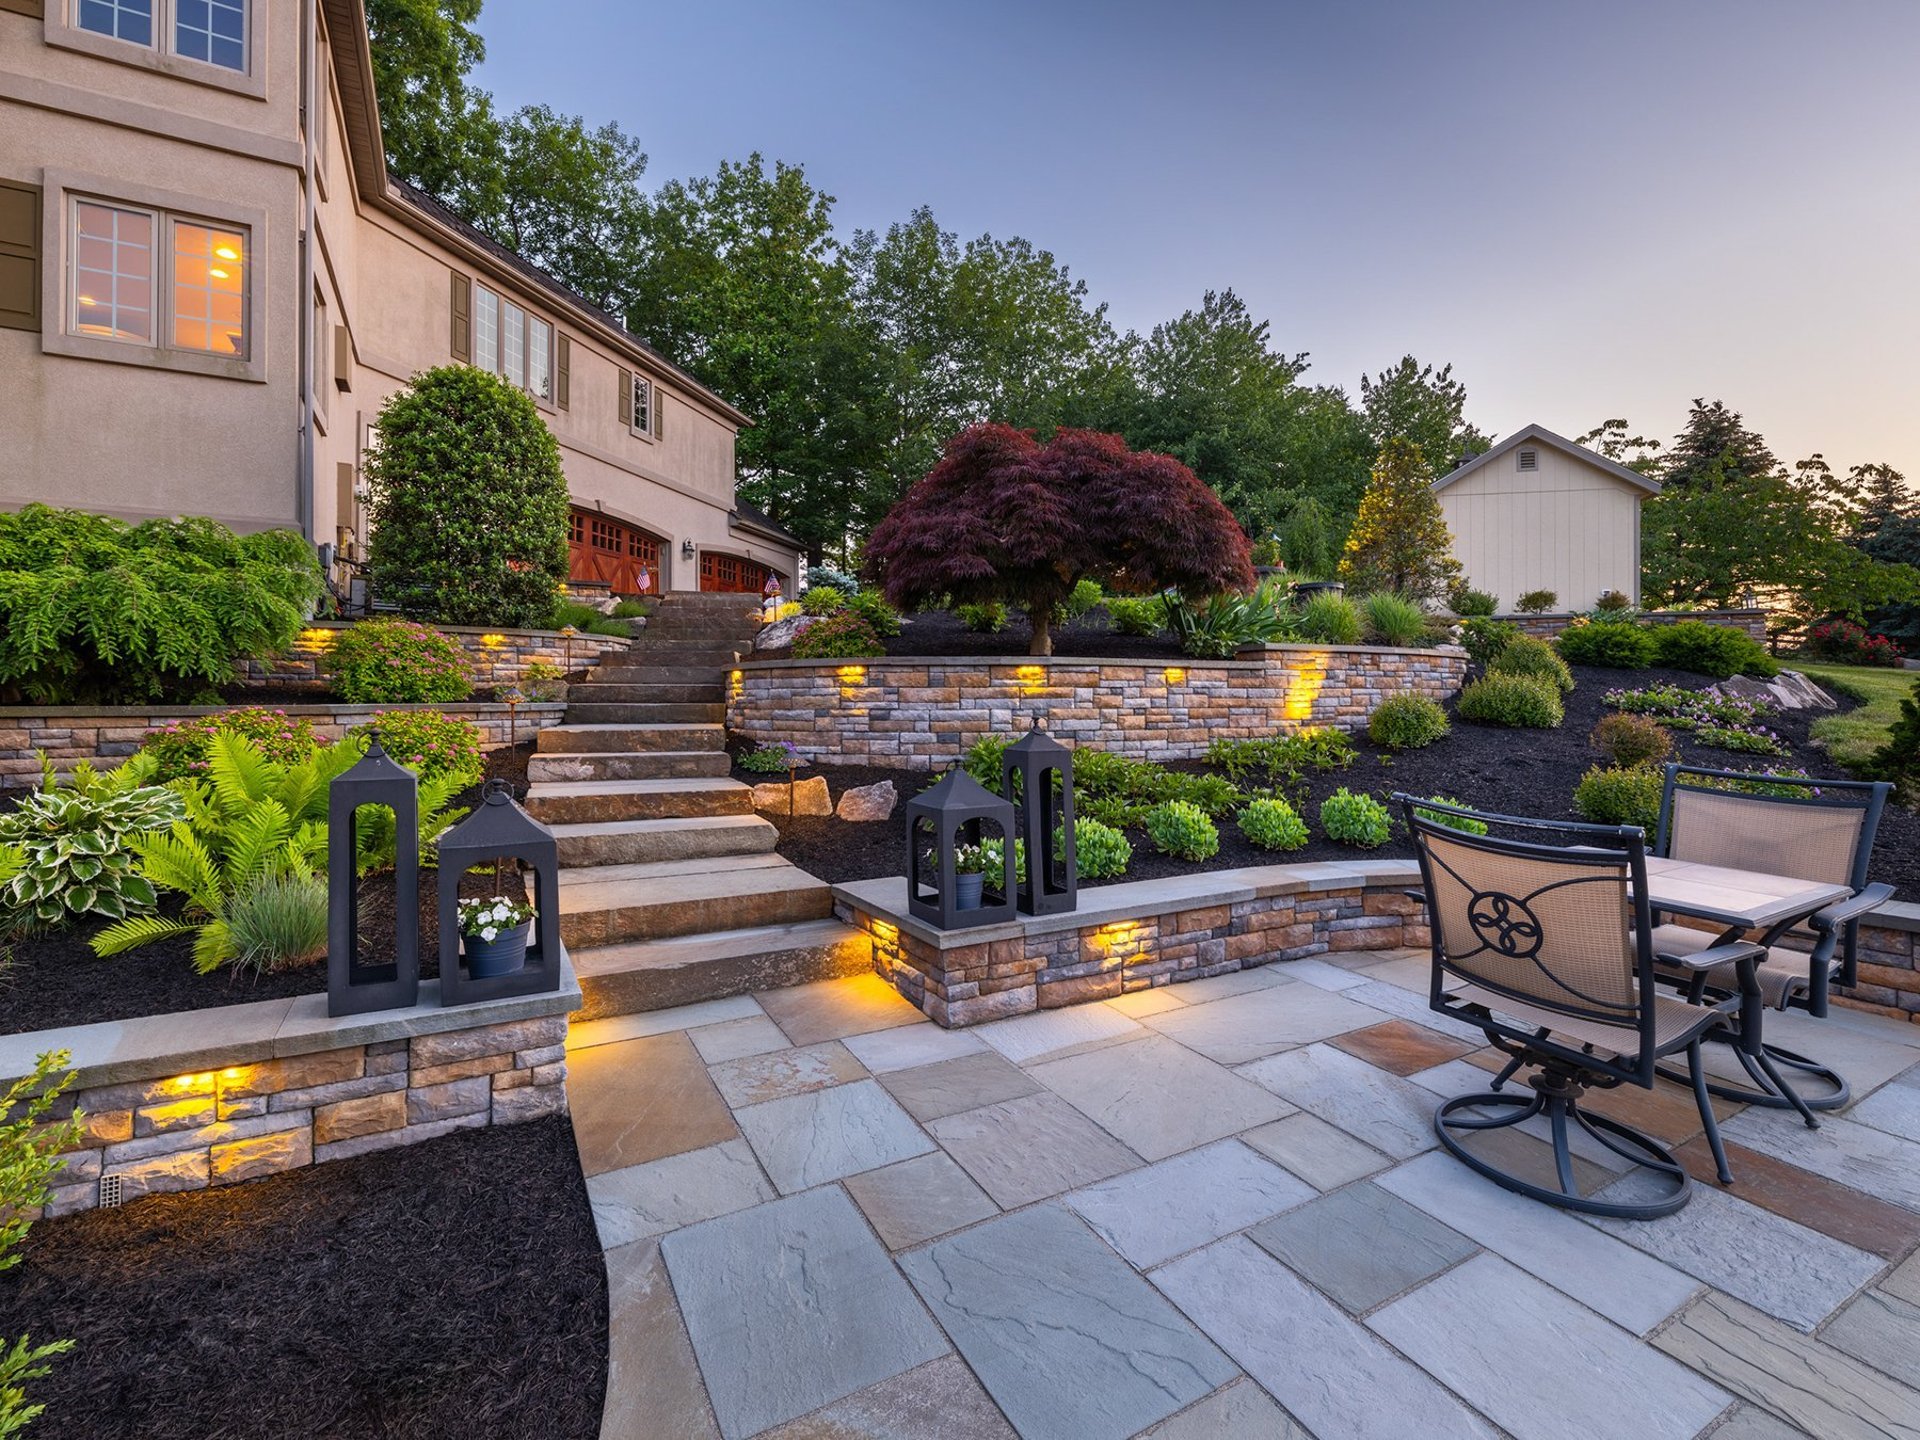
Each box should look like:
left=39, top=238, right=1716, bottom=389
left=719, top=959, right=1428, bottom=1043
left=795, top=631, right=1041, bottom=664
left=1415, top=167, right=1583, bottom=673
left=326, top=730, right=420, bottom=1017
left=904, top=767, right=1017, bottom=930
left=436, top=780, right=564, bottom=1005
left=1004, top=720, right=1077, bottom=916
left=559, top=624, right=576, bottom=674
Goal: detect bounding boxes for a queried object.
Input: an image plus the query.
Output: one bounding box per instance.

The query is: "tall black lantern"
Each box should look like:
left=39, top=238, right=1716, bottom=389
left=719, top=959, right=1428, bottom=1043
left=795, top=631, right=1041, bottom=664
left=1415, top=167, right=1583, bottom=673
left=436, top=781, right=564, bottom=1005
left=1004, top=721, right=1077, bottom=916
left=327, top=731, right=420, bottom=1017
left=904, top=768, right=1017, bottom=930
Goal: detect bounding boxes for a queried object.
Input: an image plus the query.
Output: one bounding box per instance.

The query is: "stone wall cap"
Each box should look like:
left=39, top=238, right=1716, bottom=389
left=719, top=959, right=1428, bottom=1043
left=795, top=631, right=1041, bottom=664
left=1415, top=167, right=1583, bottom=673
left=0, top=954, right=581, bottom=1089
left=1870, top=899, right=1920, bottom=934
left=736, top=644, right=1464, bottom=674
left=0, top=703, right=570, bottom=720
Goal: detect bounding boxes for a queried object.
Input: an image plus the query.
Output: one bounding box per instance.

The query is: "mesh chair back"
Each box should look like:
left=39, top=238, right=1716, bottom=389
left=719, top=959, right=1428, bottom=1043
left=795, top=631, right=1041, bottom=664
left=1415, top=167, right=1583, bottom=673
left=1660, top=768, right=1887, bottom=893
left=1411, top=815, right=1649, bottom=1035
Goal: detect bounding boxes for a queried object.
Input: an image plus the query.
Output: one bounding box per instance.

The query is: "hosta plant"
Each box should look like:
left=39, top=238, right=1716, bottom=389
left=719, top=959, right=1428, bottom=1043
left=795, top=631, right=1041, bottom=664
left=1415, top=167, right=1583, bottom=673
left=0, top=755, right=184, bottom=933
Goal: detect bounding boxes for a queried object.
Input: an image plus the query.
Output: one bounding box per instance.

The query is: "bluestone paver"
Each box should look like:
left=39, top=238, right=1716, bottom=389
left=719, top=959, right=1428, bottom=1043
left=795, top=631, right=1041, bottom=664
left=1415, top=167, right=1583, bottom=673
left=733, top=1078, right=934, bottom=1193
left=587, top=1138, right=775, bottom=1249
left=840, top=1023, right=987, bottom=1075
left=1065, top=1139, right=1315, bottom=1267
left=1238, top=1112, right=1391, bottom=1190
left=1249, top=1180, right=1476, bottom=1313
left=1029, top=1035, right=1292, bottom=1161
left=1239, top=1043, right=1440, bottom=1159
left=973, top=1005, right=1145, bottom=1067
left=928, top=1092, right=1139, bottom=1208
left=843, top=1151, right=999, bottom=1251
left=1141, top=983, right=1381, bottom=1065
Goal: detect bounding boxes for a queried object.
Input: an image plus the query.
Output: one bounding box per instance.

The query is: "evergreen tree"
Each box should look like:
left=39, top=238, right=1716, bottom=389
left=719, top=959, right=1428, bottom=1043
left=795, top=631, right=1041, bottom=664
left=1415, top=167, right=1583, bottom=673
left=1659, top=399, right=1781, bottom=489
left=1279, top=495, right=1340, bottom=577
left=1337, top=439, right=1462, bottom=600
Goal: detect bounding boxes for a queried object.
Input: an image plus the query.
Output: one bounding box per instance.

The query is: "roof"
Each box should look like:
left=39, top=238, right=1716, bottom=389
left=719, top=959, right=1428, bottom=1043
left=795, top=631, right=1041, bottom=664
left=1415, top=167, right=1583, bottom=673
left=1434, top=423, right=1663, bottom=497
left=318, top=0, right=751, bottom=430
left=730, top=498, right=804, bottom=550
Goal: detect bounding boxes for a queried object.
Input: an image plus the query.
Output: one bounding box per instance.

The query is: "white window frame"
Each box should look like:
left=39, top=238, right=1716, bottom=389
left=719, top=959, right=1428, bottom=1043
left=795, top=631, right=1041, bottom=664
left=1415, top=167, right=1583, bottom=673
left=48, top=0, right=267, bottom=99
left=42, top=170, right=266, bottom=383
left=630, top=373, right=653, bottom=437
left=469, top=281, right=555, bottom=408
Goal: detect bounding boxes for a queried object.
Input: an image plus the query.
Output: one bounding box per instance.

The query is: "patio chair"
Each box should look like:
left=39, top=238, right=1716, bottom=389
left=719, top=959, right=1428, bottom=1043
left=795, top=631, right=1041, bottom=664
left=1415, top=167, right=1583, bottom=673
left=1649, top=763, right=1894, bottom=1121
left=1397, top=797, right=1761, bottom=1219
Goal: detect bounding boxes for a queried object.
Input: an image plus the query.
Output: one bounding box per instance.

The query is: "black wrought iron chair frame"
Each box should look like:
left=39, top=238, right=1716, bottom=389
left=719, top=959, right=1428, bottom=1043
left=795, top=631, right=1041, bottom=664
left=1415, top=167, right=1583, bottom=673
left=1651, top=764, right=1894, bottom=1123
left=1398, top=796, right=1763, bottom=1220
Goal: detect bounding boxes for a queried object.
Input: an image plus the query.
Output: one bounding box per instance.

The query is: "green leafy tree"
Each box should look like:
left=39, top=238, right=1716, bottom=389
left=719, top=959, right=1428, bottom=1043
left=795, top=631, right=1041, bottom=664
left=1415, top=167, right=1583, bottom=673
left=1279, top=495, right=1340, bottom=576
left=1574, top=419, right=1663, bottom=474
left=364, top=0, right=498, bottom=203
left=1359, top=357, right=1492, bottom=476
left=363, top=366, right=569, bottom=627
left=1337, top=439, right=1462, bottom=600
left=1274, top=384, right=1376, bottom=535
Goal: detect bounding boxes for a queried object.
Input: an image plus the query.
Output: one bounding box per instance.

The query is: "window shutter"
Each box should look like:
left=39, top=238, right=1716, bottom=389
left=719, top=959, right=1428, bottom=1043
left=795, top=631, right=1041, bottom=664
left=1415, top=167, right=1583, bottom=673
left=556, top=335, right=571, bottom=410
left=654, top=389, right=664, bottom=439
left=618, top=367, right=632, bottom=427
left=449, top=272, right=471, bottom=361
left=0, top=180, right=41, bottom=333
left=333, top=323, right=351, bottom=391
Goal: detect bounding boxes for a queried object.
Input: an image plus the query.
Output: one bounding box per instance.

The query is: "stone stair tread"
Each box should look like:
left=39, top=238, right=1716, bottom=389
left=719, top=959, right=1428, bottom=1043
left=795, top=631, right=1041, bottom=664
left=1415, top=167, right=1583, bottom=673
left=570, top=919, right=864, bottom=978
left=541, top=723, right=724, bottom=736
left=555, top=856, right=827, bottom=912
left=528, top=777, right=748, bottom=799
left=544, top=814, right=773, bottom=842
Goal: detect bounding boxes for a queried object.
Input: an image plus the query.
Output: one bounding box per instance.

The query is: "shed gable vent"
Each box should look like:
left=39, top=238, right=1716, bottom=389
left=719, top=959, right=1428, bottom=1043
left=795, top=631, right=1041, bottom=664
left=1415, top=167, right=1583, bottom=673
left=1516, top=448, right=1539, bottom=472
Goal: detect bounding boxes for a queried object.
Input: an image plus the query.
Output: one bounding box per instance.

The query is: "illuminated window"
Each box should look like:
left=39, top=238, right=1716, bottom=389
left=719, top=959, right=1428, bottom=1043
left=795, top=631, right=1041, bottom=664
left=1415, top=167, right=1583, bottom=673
left=77, top=0, right=152, bottom=45
left=71, top=201, right=154, bottom=343
left=174, top=0, right=245, bottom=70
left=170, top=219, right=248, bottom=357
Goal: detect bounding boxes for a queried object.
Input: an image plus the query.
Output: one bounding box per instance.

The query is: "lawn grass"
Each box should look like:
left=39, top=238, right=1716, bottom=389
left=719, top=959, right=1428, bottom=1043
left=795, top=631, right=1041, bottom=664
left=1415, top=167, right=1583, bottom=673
left=1797, top=662, right=1917, bottom=771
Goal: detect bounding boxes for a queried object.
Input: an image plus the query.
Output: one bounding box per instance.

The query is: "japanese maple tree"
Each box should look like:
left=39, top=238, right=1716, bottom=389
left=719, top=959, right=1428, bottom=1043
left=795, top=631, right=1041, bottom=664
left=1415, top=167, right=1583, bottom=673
left=865, top=423, right=1253, bottom=655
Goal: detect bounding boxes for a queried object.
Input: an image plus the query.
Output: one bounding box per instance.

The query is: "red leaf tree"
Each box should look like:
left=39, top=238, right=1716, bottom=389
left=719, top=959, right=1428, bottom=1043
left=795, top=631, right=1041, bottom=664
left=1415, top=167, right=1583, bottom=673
left=865, top=424, right=1254, bottom=655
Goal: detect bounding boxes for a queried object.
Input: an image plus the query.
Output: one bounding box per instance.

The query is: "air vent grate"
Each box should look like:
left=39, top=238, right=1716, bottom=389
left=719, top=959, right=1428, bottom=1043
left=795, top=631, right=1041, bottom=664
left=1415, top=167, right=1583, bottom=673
left=98, top=1175, right=125, bottom=1209
left=1517, top=449, right=1539, bottom=472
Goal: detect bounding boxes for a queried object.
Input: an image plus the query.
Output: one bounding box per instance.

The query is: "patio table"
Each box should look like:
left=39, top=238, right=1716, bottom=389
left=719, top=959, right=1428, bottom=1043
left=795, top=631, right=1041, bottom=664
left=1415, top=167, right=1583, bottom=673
left=1640, top=855, right=1854, bottom=1119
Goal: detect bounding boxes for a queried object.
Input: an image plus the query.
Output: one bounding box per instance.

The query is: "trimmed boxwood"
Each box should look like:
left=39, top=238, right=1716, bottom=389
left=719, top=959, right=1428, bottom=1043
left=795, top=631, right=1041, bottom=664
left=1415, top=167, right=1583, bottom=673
left=1368, top=694, right=1451, bottom=750
left=1489, top=634, right=1574, bottom=693
left=1555, top=620, right=1657, bottom=669
left=1456, top=673, right=1564, bottom=728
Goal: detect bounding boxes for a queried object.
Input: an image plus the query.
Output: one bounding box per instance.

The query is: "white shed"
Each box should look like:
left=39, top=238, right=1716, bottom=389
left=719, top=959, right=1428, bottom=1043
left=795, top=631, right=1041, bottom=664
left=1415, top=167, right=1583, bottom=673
left=1434, top=423, right=1661, bottom=610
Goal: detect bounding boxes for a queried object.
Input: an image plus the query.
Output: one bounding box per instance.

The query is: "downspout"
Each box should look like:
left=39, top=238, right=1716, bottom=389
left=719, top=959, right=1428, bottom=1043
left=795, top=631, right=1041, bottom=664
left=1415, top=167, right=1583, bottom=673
left=294, top=0, right=317, bottom=543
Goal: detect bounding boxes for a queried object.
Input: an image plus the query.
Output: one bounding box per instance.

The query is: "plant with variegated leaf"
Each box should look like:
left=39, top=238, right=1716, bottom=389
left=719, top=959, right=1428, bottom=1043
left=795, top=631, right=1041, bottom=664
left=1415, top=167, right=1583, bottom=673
left=0, top=752, right=183, bottom=934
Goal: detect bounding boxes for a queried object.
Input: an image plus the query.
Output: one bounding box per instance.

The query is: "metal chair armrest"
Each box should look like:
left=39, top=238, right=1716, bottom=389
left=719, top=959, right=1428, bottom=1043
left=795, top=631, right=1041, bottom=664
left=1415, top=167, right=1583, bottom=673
left=1402, top=889, right=1427, bottom=906
left=1655, top=939, right=1767, bottom=974
left=1810, top=883, right=1896, bottom=934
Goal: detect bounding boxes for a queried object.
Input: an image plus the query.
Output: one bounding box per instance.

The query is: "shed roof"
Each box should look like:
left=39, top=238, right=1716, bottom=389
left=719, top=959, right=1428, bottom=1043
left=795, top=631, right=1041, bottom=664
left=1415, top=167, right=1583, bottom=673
left=1434, top=423, right=1663, bottom=497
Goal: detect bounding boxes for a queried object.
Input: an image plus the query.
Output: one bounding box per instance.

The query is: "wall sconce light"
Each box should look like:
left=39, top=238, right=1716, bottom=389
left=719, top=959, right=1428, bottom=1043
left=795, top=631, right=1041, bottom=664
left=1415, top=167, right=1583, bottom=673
left=681, top=538, right=696, bottom=560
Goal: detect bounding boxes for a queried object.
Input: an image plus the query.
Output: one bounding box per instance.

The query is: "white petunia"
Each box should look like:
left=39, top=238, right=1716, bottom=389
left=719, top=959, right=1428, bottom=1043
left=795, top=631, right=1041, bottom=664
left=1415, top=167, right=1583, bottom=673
left=480, top=926, right=498, bottom=942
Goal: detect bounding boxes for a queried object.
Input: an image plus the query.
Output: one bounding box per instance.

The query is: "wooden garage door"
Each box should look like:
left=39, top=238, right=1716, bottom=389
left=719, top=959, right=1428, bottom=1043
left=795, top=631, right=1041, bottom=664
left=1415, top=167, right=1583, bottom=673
left=699, top=552, right=781, bottom=595
left=567, top=509, right=661, bottom=595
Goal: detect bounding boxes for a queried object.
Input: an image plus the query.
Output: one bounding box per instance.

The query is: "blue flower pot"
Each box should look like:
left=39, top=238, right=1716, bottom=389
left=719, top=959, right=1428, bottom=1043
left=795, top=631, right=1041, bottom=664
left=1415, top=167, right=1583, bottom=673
left=954, top=871, right=985, bottom=911
left=463, top=920, right=530, bottom=978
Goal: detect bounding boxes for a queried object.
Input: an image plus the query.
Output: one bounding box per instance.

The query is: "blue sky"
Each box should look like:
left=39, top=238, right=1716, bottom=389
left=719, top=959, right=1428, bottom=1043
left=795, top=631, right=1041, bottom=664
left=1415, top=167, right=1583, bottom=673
left=475, top=1, right=1920, bottom=480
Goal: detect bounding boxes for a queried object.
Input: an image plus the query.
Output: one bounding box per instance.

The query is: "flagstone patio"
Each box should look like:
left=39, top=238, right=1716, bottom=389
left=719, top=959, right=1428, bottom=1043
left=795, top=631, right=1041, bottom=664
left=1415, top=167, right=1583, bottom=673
left=569, top=953, right=1920, bottom=1440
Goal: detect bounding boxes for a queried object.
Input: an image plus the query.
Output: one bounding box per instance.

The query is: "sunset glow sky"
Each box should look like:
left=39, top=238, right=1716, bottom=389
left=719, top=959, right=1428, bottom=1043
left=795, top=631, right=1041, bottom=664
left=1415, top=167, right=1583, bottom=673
left=478, top=0, right=1920, bottom=479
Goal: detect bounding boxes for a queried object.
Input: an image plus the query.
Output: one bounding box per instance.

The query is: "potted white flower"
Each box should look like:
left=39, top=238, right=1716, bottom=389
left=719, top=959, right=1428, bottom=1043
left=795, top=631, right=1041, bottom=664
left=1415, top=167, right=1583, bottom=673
left=457, top=894, right=536, bottom=978
left=951, top=844, right=988, bottom=912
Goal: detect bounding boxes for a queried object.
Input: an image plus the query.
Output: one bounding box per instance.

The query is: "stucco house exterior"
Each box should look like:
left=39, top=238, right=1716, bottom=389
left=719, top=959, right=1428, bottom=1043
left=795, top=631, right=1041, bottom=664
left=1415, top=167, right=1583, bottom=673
left=1434, top=423, right=1660, bottom=610
left=0, top=0, right=802, bottom=599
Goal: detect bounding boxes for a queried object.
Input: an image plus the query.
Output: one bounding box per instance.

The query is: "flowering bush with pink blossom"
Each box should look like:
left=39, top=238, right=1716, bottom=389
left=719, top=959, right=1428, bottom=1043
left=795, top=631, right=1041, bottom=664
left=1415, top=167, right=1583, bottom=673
left=138, top=707, right=319, bottom=783
left=351, top=711, right=483, bottom=787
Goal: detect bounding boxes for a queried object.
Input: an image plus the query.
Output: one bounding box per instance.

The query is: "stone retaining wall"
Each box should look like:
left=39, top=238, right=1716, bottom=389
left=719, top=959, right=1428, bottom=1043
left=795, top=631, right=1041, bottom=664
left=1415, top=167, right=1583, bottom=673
left=0, top=702, right=569, bottom=786
left=1498, top=609, right=1769, bottom=641
left=1839, top=902, right=1920, bottom=1025
left=731, top=647, right=1469, bottom=769
left=240, top=620, right=631, bottom=692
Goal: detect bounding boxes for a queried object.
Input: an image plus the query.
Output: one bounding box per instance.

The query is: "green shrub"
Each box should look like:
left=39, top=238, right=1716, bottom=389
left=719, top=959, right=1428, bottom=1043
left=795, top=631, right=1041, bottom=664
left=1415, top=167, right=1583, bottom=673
left=1573, top=764, right=1664, bottom=831
left=846, top=590, right=903, bottom=638
left=1065, top=817, right=1132, bottom=878
left=327, top=618, right=474, bottom=703
left=1651, top=620, right=1778, bottom=680
left=1369, top=695, right=1450, bottom=750
left=1297, top=591, right=1363, bottom=645
left=1206, top=730, right=1355, bottom=786
left=0, top=505, right=322, bottom=705
left=801, top=587, right=847, bottom=616
left=1237, top=797, right=1309, bottom=851
left=1448, top=585, right=1497, bottom=617
left=518, top=659, right=566, bottom=701
left=1105, top=596, right=1165, bottom=636
left=1059, top=579, right=1104, bottom=625
left=1589, top=712, right=1673, bottom=768
left=1457, top=674, right=1564, bottom=728
left=0, top=756, right=183, bottom=933
left=551, top=601, right=631, bottom=637
left=962, top=735, right=1011, bottom=792
left=1489, top=634, right=1574, bottom=693
left=738, top=742, right=802, bottom=774
left=609, top=599, right=651, bottom=619
left=1320, top=788, right=1391, bottom=848
left=140, top=707, right=320, bottom=784
left=1362, top=592, right=1429, bottom=647
left=354, top=711, right=484, bottom=785
left=364, top=366, right=570, bottom=627
left=1166, top=585, right=1294, bottom=659
left=1868, top=677, right=1920, bottom=803
left=956, top=601, right=1007, bottom=633
left=223, top=872, right=329, bottom=974
left=1, top=1050, right=81, bottom=1436
left=1459, top=617, right=1520, bottom=668
left=1595, top=589, right=1634, bottom=612
left=791, top=612, right=884, bottom=659
left=1516, top=590, right=1558, bottom=614
left=1555, top=620, right=1657, bottom=669
left=1413, top=796, right=1488, bottom=835
left=807, top=565, right=859, bottom=595
left=1145, top=800, right=1220, bottom=861
left=1158, top=772, right=1242, bottom=818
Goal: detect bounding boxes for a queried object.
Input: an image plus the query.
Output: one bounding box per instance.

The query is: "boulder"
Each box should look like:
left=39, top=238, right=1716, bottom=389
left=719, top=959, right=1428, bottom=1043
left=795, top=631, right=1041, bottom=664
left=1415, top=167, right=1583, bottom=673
left=756, top=614, right=820, bottom=652
left=836, top=780, right=897, bottom=823
left=1710, top=670, right=1837, bottom=712
left=752, top=775, right=833, bottom=817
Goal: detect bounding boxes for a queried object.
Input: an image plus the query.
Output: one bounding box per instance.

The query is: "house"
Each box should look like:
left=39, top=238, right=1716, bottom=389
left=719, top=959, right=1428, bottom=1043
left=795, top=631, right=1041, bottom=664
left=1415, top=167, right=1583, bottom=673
left=0, top=0, right=802, bottom=600
left=1434, top=423, right=1660, bottom=610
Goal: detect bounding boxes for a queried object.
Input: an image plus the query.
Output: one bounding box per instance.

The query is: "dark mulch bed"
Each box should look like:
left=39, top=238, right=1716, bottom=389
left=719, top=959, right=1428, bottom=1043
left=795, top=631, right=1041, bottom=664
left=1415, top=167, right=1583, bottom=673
left=754, top=663, right=1920, bottom=904
left=0, top=744, right=536, bottom=1038
left=3, top=1116, right=606, bottom=1440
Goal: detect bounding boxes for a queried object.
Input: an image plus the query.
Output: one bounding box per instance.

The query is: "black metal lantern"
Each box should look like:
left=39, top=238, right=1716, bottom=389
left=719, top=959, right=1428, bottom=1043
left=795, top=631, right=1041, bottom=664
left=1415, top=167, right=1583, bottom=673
left=1004, top=721, right=1077, bottom=916
left=904, top=768, right=1017, bottom=930
left=327, top=731, right=420, bottom=1017
left=436, top=780, right=564, bottom=1005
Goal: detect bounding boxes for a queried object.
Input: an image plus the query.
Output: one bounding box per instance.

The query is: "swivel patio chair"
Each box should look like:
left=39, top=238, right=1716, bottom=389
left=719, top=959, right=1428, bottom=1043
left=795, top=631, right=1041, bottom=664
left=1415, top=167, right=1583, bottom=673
left=1398, top=797, right=1761, bottom=1219
left=1649, top=763, right=1894, bottom=1123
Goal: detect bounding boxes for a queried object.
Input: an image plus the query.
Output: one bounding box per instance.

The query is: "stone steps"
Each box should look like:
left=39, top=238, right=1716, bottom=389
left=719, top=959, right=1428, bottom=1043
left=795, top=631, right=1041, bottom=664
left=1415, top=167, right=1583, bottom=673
left=569, top=919, right=874, bottom=1020
left=549, top=813, right=778, bottom=868
left=537, top=723, right=724, bottom=755
left=603, top=647, right=742, bottom=670
left=566, top=701, right=727, bottom=726
left=556, top=854, right=834, bottom=948
left=567, top=683, right=725, bottom=704
left=527, top=750, right=730, bottom=783
left=524, top=776, right=751, bottom=825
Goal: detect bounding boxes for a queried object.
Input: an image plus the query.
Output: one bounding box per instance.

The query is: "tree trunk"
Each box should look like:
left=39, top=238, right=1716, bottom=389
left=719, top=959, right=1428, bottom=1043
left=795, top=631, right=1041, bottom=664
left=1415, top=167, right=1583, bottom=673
left=1028, top=607, right=1053, bottom=657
